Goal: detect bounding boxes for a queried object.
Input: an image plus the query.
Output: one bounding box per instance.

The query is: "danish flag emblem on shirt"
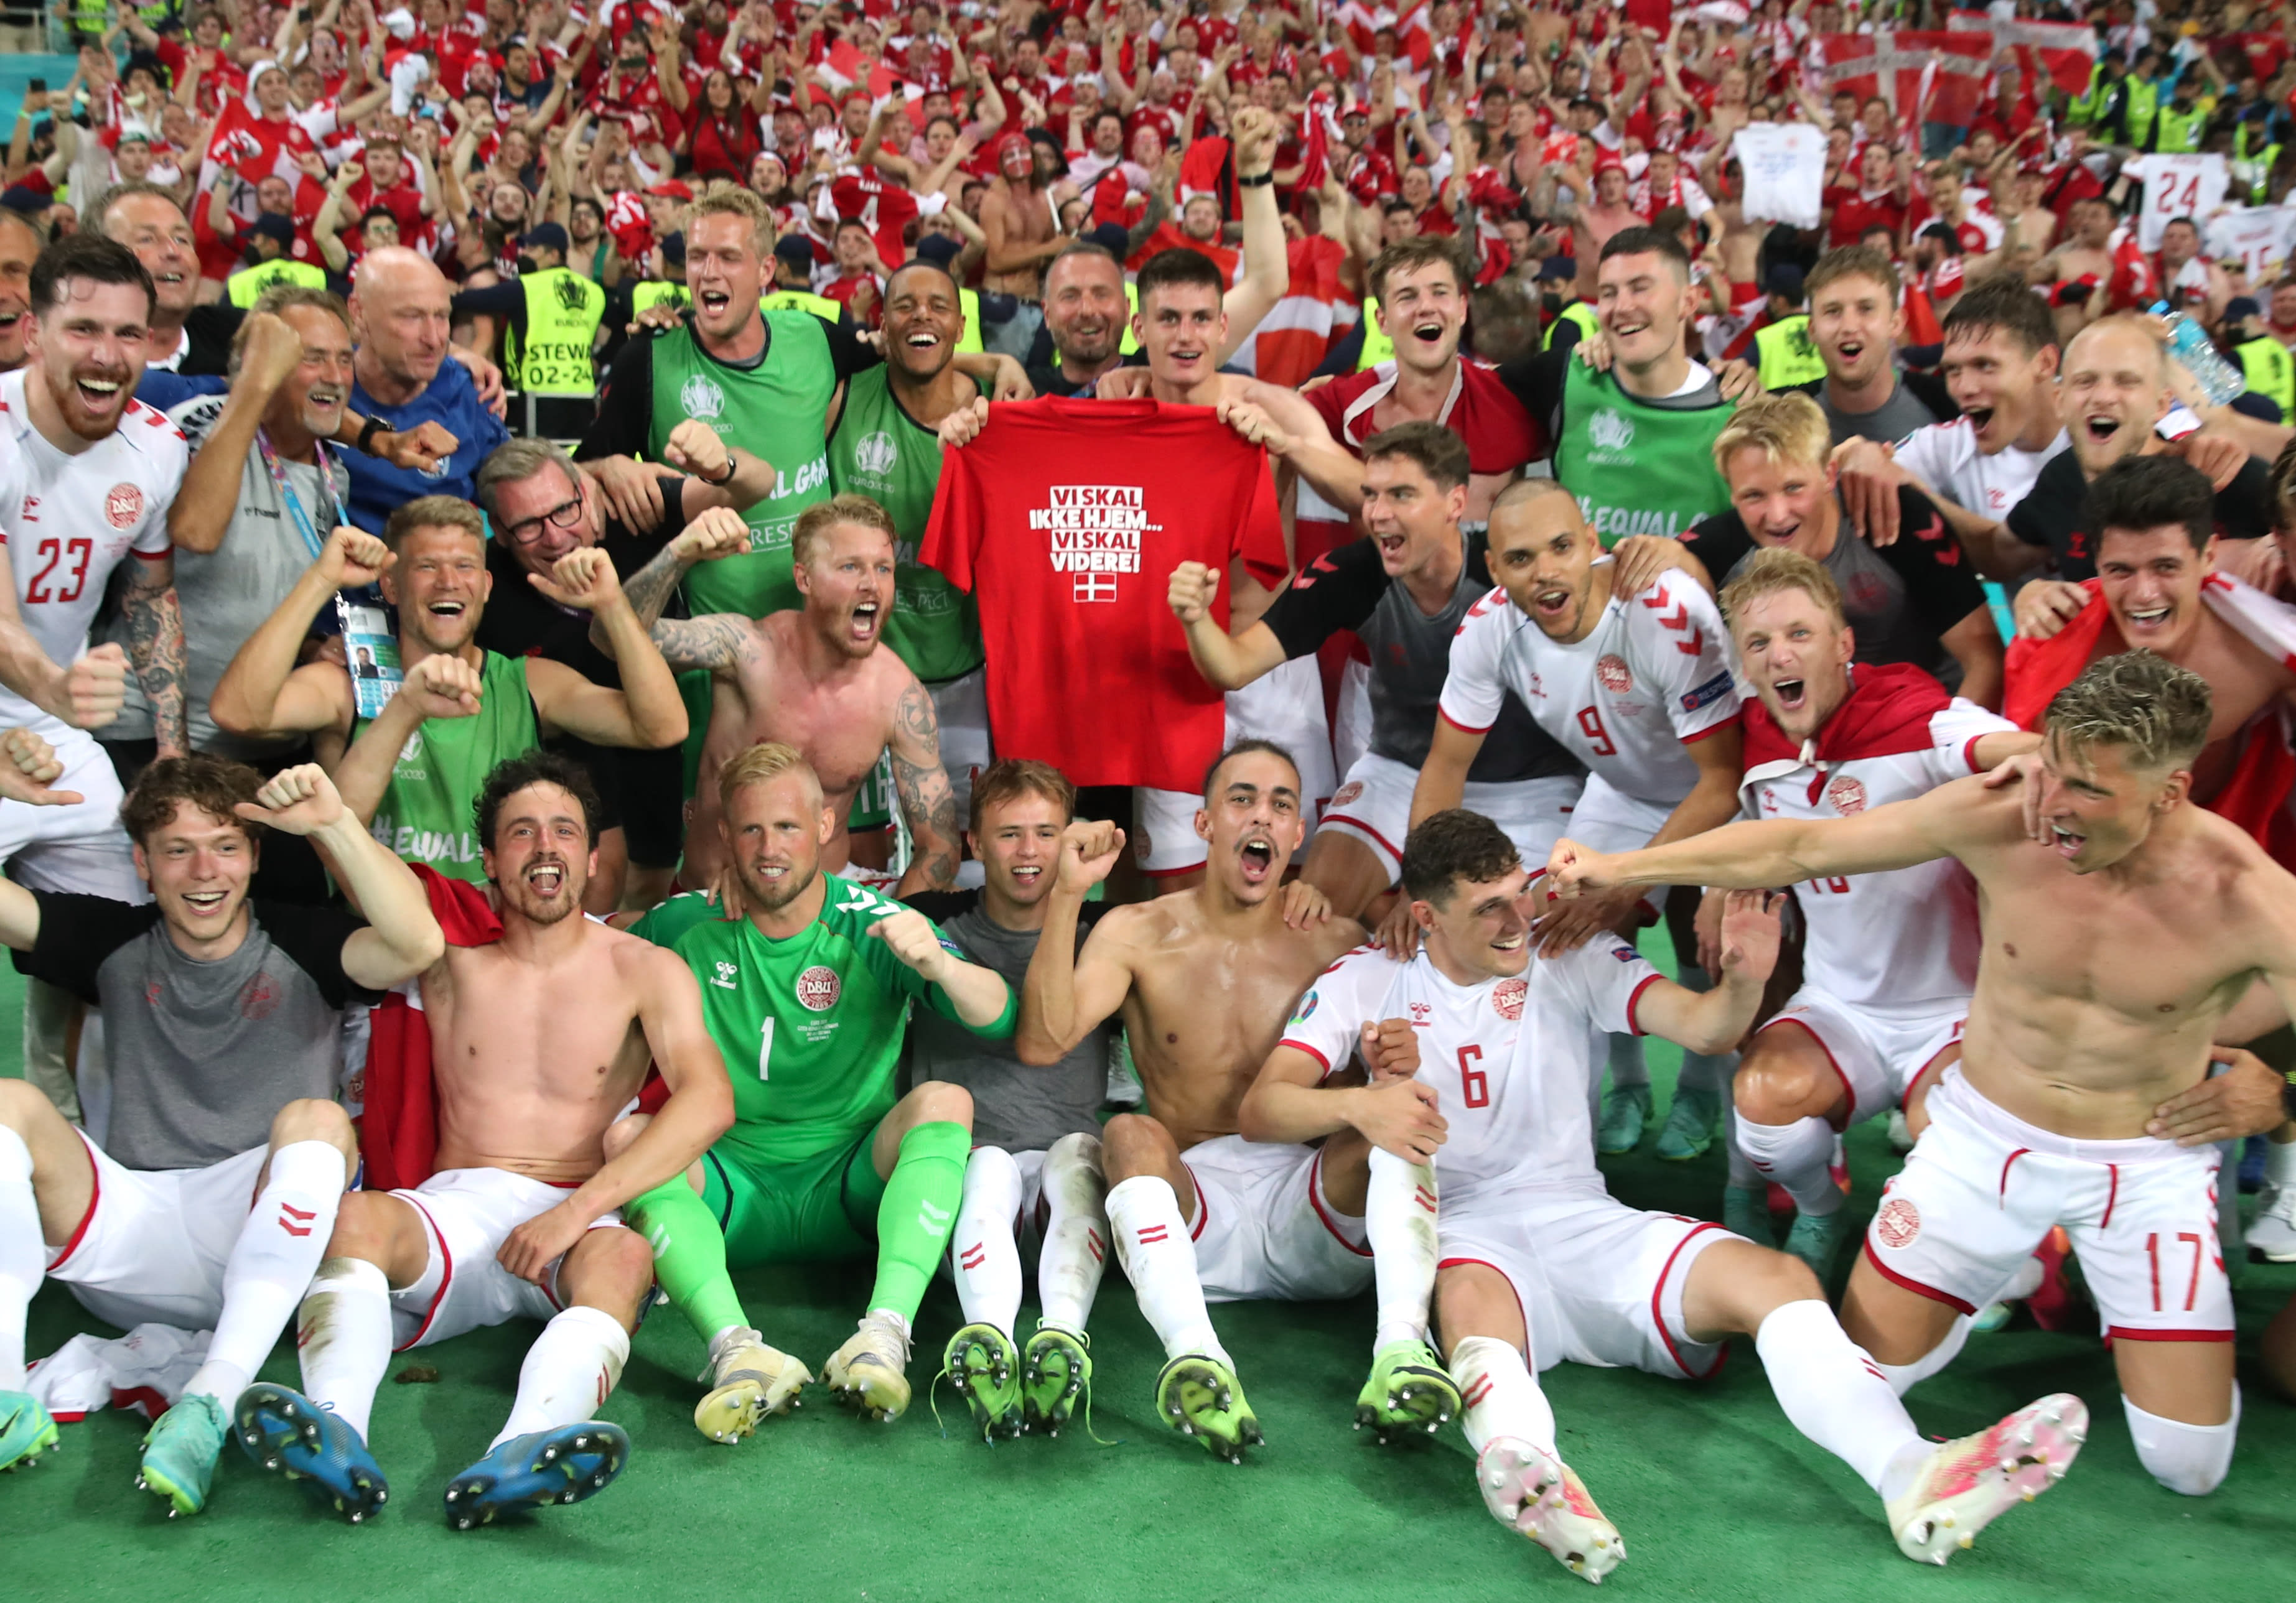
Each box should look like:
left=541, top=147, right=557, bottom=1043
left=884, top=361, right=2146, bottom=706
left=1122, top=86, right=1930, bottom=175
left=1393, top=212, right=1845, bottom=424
left=1075, top=572, right=1119, bottom=603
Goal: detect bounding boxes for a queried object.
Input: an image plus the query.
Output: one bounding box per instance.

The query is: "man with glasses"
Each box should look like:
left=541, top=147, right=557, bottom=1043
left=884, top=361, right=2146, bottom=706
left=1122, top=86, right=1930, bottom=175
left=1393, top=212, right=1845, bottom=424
left=474, top=432, right=775, bottom=910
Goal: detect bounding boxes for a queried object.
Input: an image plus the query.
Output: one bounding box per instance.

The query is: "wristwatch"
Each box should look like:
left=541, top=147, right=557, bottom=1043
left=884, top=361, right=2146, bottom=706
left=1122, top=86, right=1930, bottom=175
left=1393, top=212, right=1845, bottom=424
left=357, top=416, right=389, bottom=455
left=703, top=451, right=736, bottom=487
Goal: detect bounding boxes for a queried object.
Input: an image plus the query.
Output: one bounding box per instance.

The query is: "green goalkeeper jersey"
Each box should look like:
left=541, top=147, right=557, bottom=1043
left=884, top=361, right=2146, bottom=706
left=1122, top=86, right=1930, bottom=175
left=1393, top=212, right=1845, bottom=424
left=633, top=876, right=1017, bottom=1168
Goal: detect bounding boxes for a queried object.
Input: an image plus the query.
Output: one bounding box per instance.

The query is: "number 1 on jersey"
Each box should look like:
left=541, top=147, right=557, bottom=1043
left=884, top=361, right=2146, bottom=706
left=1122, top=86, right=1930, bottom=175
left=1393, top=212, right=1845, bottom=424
left=1458, top=1044, right=1489, bottom=1108
left=758, top=1016, right=774, bottom=1081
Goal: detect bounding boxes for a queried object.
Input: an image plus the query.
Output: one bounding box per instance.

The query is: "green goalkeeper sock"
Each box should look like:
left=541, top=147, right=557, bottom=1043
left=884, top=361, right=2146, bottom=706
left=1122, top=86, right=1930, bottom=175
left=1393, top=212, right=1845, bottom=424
left=626, top=1174, right=749, bottom=1345
left=867, top=1121, right=970, bottom=1324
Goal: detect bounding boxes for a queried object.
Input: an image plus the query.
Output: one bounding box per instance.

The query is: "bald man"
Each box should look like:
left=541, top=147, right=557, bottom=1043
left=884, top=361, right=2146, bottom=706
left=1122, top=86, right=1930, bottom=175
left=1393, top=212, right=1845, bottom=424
left=343, top=246, right=512, bottom=533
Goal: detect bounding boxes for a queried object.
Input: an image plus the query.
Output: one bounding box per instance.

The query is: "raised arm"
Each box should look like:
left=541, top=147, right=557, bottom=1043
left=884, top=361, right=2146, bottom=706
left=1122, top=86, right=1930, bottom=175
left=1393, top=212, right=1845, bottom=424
left=234, top=764, right=445, bottom=985
left=1621, top=890, right=1782, bottom=1054
left=1015, top=820, right=1139, bottom=1064
left=209, top=524, right=380, bottom=739
left=870, top=904, right=1011, bottom=1030
left=888, top=677, right=959, bottom=894
left=171, top=314, right=306, bottom=554
left=1547, top=774, right=1991, bottom=896
left=1215, top=105, right=1288, bottom=360
left=1166, top=560, right=1287, bottom=690
left=521, top=550, right=689, bottom=749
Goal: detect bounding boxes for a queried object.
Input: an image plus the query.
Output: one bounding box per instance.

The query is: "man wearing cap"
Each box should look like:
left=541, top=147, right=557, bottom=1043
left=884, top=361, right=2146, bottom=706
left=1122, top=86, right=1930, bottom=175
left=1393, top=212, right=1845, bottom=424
left=446, top=220, right=607, bottom=435
left=763, top=234, right=842, bottom=320
left=1751, top=263, right=1827, bottom=391
left=977, top=131, right=1062, bottom=359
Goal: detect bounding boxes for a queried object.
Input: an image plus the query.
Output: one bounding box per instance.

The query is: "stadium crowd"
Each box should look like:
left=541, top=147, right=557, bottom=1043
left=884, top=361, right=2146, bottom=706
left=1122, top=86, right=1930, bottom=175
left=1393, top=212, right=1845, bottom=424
left=1, top=0, right=2295, bottom=1581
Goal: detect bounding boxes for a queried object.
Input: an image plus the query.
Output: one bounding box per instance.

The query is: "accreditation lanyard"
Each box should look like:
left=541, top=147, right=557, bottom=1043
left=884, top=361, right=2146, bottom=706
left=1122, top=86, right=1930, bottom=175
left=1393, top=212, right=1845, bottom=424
left=254, top=429, right=339, bottom=561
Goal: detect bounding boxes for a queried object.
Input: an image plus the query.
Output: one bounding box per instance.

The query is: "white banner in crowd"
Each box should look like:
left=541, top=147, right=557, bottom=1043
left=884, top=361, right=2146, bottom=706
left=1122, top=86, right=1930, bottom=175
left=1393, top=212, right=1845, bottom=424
left=2208, top=204, right=2296, bottom=286
left=1732, top=123, right=1828, bottom=230
left=2126, top=153, right=2231, bottom=251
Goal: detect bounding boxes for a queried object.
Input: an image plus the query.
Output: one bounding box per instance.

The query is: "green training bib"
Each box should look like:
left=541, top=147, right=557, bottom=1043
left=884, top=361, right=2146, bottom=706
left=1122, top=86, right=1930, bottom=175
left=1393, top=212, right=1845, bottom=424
left=1553, top=360, right=1736, bottom=545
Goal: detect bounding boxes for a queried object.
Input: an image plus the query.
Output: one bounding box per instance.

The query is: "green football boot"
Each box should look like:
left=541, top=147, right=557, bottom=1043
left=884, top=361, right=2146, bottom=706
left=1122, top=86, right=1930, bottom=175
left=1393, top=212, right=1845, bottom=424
left=0, top=1391, right=58, bottom=1474
left=1596, top=1085, right=1652, bottom=1155
left=137, top=1391, right=229, bottom=1516
left=1654, top=1086, right=1724, bottom=1161
left=1155, top=1353, right=1262, bottom=1464
left=942, top=1323, right=1023, bottom=1442
left=1353, top=1339, right=1459, bottom=1443
left=1019, top=1325, right=1091, bottom=1436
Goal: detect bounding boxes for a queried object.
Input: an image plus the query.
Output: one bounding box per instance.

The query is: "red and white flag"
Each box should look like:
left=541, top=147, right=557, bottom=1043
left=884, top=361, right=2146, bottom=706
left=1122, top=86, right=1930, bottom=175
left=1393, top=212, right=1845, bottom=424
left=1818, top=33, right=1992, bottom=137
left=1231, top=235, right=1360, bottom=388
left=1948, top=12, right=2099, bottom=98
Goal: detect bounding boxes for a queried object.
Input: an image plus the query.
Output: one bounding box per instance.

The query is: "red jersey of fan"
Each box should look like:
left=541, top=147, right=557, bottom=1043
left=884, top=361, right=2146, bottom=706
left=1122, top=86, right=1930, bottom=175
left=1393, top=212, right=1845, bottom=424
left=920, top=398, right=1288, bottom=791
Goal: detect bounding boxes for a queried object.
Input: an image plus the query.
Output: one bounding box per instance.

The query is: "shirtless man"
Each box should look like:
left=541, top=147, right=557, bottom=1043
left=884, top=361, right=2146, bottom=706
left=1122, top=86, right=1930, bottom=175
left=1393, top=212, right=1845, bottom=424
left=608, top=494, right=959, bottom=893
left=1015, top=741, right=1372, bottom=1459
left=978, top=134, right=1062, bottom=359
left=236, top=753, right=735, bottom=1527
left=1547, top=648, right=2296, bottom=1497
left=1573, top=157, right=1645, bottom=303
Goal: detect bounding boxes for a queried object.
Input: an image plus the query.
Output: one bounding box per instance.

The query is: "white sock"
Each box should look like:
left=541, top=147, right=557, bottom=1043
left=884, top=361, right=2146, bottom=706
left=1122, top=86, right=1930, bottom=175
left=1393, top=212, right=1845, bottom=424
left=1722, top=1108, right=1763, bottom=1190
left=2124, top=1390, right=2239, bottom=1497
left=2265, top=1136, right=2296, bottom=1189
left=489, top=1304, right=630, bottom=1450
left=1105, top=1175, right=1225, bottom=1364
left=1735, top=1115, right=1844, bottom=1217
left=1035, top=1133, right=1108, bottom=1336
left=1753, top=1299, right=1925, bottom=1495
left=951, top=1146, right=1025, bottom=1339
left=296, top=1257, right=394, bottom=1442
left=1606, top=1033, right=1650, bottom=1090
left=1366, top=1148, right=1439, bottom=1350
left=185, top=1141, right=346, bottom=1405
left=1873, top=1314, right=1971, bottom=1397
left=1449, top=1334, right=1556, bottom=1457
left=0, top=1125, right=39, bottom=1390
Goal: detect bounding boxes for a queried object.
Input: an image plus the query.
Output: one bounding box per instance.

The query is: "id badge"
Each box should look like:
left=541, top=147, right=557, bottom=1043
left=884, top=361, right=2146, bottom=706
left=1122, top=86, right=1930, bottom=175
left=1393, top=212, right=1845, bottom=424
left=337, top=598, right=404, bottom=722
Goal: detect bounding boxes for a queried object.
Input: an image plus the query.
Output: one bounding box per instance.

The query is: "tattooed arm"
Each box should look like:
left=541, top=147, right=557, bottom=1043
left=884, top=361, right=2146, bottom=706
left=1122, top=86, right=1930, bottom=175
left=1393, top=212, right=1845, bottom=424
left=586, top=506, right=750, bottom=659
left=635, top=612, right=762, bottom=676
left=119, top=554, right=189, bottom=758
left=889, top=675, right=958, bottom=894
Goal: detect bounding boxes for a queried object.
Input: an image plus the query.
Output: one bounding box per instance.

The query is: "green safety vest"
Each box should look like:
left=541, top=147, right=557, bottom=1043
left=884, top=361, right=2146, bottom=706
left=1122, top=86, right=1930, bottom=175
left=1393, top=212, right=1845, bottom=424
left=510, top=266, right=605, bottom=396
left=2235, top=124, right=2284, bottom=204
left=631, top=279, right=689, bottom=317
left=957, top=286, right=983, bottom=355
left=225, top=256, right=325, bottom=307
left=353, top=651, right=539, bottom=885
left=2154, top=101, right=2210, bottom=154
left=2124, top=78, right=2160, bottom=146
left=647, top=311, right=836, bottom=618
left=762, top=287, right=843, bottom=320
left=2067, top=63, right=2107, bottom=127
left=2236, top=336, right=2296, bottom=421
left=1543, top=300, right=1600, bottom=351
left=1553, top=360, right=1735, bottom=544
left=1754, top=313, right=1827, bottom=389
left=1357, top=294, right=1396, bottom=370
left=828, top=365, right=983, bottom=682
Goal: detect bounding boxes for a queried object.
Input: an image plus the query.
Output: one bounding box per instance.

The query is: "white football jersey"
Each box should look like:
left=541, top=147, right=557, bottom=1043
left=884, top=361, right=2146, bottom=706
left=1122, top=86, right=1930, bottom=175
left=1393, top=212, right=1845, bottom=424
left=1440, top=567, right=1740, bottom=810
left=1890, top=415, right=2066, bottom=523
left=1278, top=939, right=1661, bottom=1202
left=1742, top=697, right=2015, bottom=1012
left=0, top=370, right=185, bottom=735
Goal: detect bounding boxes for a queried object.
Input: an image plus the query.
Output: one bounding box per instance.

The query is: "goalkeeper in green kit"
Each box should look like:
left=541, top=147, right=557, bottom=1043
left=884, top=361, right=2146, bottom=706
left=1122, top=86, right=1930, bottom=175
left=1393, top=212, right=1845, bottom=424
left=612, top=741, right=1015, bottom=1435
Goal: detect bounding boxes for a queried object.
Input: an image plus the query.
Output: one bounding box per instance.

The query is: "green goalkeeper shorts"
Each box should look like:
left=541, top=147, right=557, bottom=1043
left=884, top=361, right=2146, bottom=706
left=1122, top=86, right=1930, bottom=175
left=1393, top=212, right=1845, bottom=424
left=701, top=1128, right=889, bottom=1266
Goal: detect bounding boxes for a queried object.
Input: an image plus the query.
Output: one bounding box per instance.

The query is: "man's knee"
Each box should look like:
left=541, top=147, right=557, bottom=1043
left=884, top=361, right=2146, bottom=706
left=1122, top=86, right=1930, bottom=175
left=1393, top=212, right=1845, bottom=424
left=2126, top=1392, right=2239, bottom=1497
left=271, top=1099, right=357, bottom=1165
left=1101, top=1113, right=1180, bottom=1183
left=907, top=1079, right=974, bottom=1129
left=602, top=1113, right=651, bottom=1163
left=326, top=1189, right=415, bottom=1264
left=1734, top=1040, right=1842, bottom=1125
left=568, top=1225, right=656, bottom=1328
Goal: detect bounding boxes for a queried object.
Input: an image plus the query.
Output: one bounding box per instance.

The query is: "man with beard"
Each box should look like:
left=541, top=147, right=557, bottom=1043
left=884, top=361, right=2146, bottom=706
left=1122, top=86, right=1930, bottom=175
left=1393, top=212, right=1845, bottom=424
left=237, top=753, right=735, bottom=1527
left=579, top=183, right=1021, bottom=619
left=1992, top=318, right=2272, bottom=634
left=93, top=182, right=243, bottom=377
left=1023, top=241, right=1135, bottom=397
left=0, top=236, right=190, bottom=899
left=615, top=742, right=1013, bottom=1434
left=475, top=432, right=772, bottom=911
left=827, top=259, right=989, bottom=812
left=607, top=495, right=959, bottom=894
left=1014, top=742, right=1373, bottom=1461
left=207, top=504, right=687, bottom=883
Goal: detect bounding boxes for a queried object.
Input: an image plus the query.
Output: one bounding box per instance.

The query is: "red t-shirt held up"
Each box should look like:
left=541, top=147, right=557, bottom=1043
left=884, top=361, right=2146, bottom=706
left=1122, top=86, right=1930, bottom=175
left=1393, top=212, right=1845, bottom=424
left=921, top=397, right=1289, bottom=791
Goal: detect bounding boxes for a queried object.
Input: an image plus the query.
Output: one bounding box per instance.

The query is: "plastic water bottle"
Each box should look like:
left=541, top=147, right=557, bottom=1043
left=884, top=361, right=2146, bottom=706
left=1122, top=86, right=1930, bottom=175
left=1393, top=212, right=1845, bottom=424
left=2153, top=302, right=2247, bottom=407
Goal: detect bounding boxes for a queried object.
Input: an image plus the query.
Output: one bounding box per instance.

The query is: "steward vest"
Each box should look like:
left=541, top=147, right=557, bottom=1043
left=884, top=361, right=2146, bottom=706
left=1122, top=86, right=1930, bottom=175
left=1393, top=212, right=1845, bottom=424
left=2154, top=102, right=2208, bottom=154
left=2124, top=78, right=2161, bottom=145
left=226, top=256, right=325, bottom=307
left=762, top=287, right=842, bottom=320
left=631, top=279, right=689, bottom=317
left=510, top=266, right=605, bottom=394
left=1357, top=295, right=1396, bottom=369
left=1543, top=299, right=1600, bottom=351
left=957, top=286, right=984, bottom=353
left=2236, top=336, right=2296, bottom=420
left=2235, top=124, right=2284, bottom=203
left=1754, top=313, right=1827, bottom=389
left=1553, top=360, right=1735, bottom=544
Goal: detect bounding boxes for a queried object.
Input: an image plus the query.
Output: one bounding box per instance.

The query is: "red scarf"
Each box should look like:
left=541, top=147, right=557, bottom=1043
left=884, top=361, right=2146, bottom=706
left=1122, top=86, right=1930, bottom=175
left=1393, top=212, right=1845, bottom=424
left=1743, top=661, right=1954, bottom=791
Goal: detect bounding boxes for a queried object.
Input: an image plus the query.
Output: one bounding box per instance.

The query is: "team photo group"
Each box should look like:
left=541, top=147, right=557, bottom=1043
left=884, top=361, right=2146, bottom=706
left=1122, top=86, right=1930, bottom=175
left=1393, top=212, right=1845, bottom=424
left=0, top=0, right=2294, bottom=1589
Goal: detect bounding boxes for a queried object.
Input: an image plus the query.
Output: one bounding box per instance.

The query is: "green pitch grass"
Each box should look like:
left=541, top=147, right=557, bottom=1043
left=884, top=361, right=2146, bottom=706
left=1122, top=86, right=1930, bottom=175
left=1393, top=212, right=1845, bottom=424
left=6, top=957, right=2293, bottom=1603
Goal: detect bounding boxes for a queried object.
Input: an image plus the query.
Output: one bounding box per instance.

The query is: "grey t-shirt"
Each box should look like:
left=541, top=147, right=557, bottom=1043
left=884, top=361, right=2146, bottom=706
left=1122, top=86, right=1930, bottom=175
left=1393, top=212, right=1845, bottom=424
left=1796, top=374, right=1946, bottom=447
left=104, top=396, right=349, bottom=756
left=903, top=891, right=1107, bottom=1153
left=19, top=891, right=373, bottom=1170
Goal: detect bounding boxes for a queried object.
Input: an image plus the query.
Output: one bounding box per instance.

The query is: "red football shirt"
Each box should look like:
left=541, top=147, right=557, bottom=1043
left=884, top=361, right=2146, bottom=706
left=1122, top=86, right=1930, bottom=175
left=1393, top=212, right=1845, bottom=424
left=920, top=398, right=1288, bottom=791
